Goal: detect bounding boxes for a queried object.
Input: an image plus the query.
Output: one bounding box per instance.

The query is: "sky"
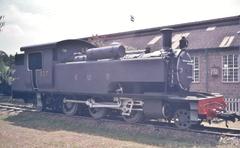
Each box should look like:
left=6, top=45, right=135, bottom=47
left=0, top=0, right=239, bottom=55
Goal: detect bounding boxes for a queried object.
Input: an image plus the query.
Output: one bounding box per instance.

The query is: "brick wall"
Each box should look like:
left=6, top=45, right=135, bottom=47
left=189, top=48, right=240, bottom=98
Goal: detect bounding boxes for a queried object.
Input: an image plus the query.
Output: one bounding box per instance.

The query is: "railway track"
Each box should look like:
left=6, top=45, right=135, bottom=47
left=0, top=102, right=239, bottom=138
left=0, top=102, right=36, bottom=112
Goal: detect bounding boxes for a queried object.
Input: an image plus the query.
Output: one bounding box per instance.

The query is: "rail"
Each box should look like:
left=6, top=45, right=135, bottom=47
left=0, top=102, right=240, bottom=138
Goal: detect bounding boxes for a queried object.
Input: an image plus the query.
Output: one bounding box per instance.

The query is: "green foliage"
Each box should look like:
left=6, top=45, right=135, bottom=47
left=0, top=50, right=15, bottom=85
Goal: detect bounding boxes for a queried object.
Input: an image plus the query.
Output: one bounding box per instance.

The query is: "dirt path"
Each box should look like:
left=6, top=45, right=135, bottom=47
left=0, top=119, right=158, bottom=148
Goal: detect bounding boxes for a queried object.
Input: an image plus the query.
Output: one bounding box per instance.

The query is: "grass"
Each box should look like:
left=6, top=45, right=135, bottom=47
left=1, top=111, right=218, bottom=148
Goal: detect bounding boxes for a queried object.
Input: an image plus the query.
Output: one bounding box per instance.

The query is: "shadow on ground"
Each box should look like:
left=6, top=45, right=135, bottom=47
left=3, top=111, right=220, bottom=147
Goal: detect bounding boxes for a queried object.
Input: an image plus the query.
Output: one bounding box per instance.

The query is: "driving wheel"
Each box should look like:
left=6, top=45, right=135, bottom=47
left=63, top=102, right=78, bottom=116
left=89, top=107, right=107, bottom=119
left=122, top=111, right=144, bottom=123
left=173, top=109, right=192, bottom=129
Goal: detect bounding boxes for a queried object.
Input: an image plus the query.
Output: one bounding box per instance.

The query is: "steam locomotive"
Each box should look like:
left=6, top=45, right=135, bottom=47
left=12, top=28, right=239, bottom=129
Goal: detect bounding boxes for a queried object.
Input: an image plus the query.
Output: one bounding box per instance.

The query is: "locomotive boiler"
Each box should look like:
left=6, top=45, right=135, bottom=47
left=12, top=28, right=239, bottom=129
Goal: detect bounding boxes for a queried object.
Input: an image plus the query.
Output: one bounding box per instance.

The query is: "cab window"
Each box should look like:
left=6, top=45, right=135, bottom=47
left=28, top=52, right=42, bottom=70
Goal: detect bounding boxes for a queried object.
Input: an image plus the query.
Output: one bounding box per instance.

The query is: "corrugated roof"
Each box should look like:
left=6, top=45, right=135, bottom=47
left=103, top=23, right=240, bottom=50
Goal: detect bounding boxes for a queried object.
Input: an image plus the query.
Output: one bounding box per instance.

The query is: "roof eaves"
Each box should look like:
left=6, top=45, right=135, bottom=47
left=20, top=42, right=56, bottom=51
left=187, top=45, right=240, bottom=51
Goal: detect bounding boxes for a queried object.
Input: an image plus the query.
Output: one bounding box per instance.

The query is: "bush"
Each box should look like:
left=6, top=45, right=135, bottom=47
left=0, top=50, right=14, bottom=95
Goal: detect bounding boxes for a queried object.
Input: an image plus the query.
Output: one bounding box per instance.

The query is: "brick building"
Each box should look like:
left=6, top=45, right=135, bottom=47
left=90, top=15, right=240, bottom=99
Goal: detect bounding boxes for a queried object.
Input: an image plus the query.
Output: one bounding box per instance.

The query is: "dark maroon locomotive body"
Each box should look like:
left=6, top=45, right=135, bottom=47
left=13, top=29, right=192, bottom=95
left=12, top=29, right=237, bottom=129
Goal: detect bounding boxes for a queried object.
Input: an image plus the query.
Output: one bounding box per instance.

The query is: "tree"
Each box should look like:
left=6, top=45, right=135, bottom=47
left=0, top=16, right=12, bottom=95
left=0, top=51, right=13, bottom=84
left=0, top=50, right=14, bottom=95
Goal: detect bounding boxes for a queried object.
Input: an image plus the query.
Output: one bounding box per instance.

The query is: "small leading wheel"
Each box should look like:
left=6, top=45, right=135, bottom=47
left=63, top=102, right=78, bottom=116
left=122, top=111, right=144, bottom=123
left=89, top=108, right=107, bottom=119
left=173, top=109, right=192, bottom=129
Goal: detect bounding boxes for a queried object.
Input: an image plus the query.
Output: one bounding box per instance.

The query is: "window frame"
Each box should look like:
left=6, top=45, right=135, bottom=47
left=191, top=56, right=200, bottom=83
left=222, top=54, right=239, bottom=83
left=27, top=52, right=43, bottom=70
left=219, top=36, right=235, bottom=47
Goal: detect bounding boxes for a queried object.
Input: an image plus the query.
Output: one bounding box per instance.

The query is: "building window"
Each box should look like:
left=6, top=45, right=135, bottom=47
left=192, top=56, right=200, bottom=83
left=219, top=36, right=235, bottom=47
left=222, top=55, right=239, bottom=82
left=147, top=36, right=161, bottom=45
left=206, top=26, right=216, bottom=31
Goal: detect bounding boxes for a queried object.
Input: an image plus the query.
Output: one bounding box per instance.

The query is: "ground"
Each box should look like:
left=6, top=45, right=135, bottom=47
left=0, top=97, right=240, bottom=148
left=0, top=112, right=158, bottom=148
left=0, top=120, right=155, bottom=148
left=1, top=111, right=204, bottom=148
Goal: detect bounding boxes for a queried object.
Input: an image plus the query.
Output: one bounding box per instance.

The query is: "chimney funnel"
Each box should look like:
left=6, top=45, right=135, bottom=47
left=161, top=28, right=174, bottom=50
